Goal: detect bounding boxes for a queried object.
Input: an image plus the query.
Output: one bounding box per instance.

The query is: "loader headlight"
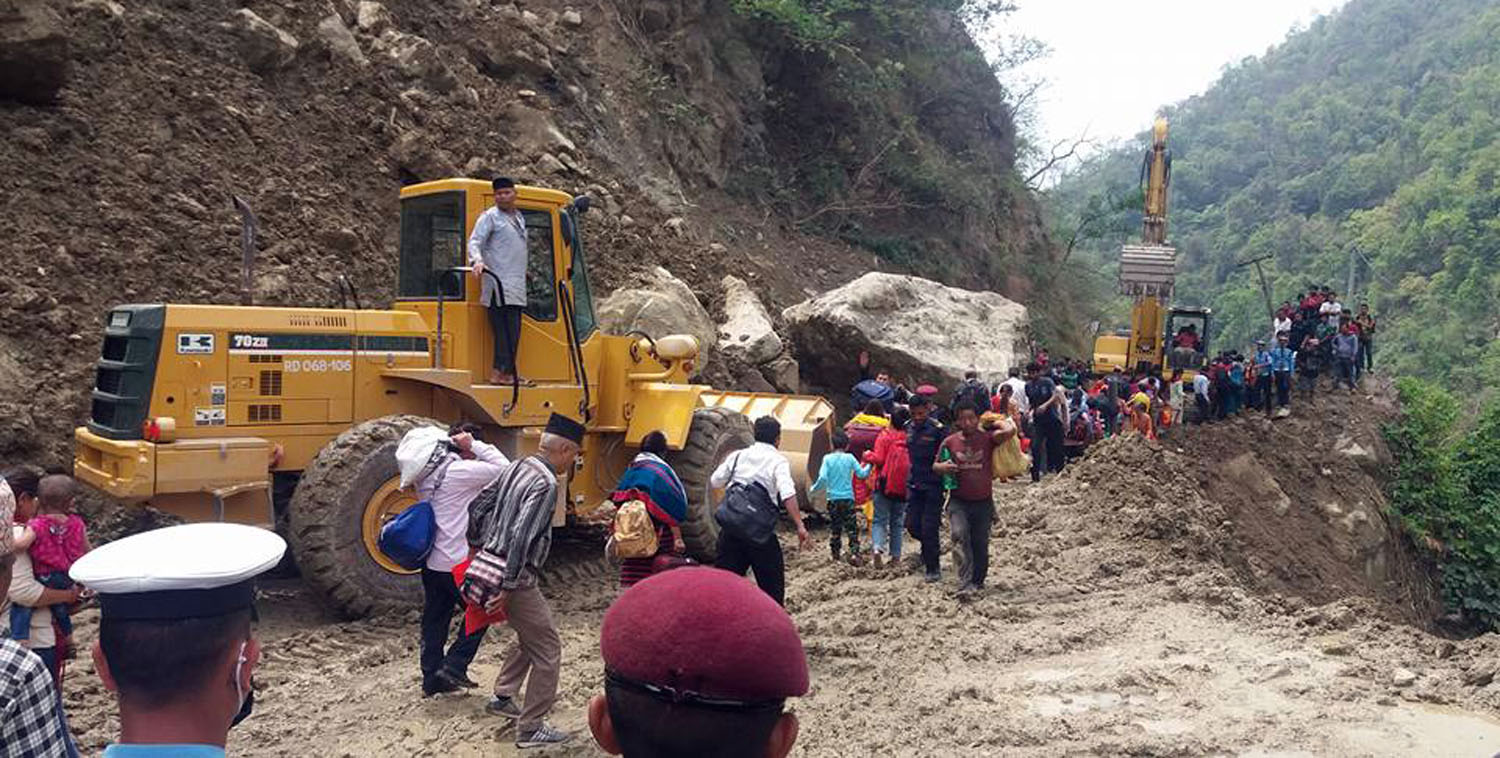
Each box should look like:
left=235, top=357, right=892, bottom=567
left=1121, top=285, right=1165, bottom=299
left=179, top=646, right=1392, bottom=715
left=109, top=311, right=131, bottom=328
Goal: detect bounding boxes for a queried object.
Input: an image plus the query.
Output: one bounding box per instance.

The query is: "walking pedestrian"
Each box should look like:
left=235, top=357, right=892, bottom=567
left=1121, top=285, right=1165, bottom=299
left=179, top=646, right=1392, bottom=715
left=932, top=404, right=1009, bottom=594
left=467, top=177, right=530, bottom=386
left=1252, top=340, right=1273, bottom=415
left=864, top=407, right=911, bottom=567
left=395, top=423, right=509, bottom=697
left=609, top=431, right=689, bottom=591
left=710, top=416, right=812, bottom=606
left=3, top=468, right=77, bottom=683
left=467, top=413, right=586, bottom=748
left=1270, top=331, right=1296, bottom=415
left=810, top=430, right=871, bottom=565
left=1024, top=363, right=1063, bottom=481
left=904, top=395, right=946, bottom=583
left=1332, top=325, right=1360, bottom=392
left=1192, top=370, right=1211, bottom=424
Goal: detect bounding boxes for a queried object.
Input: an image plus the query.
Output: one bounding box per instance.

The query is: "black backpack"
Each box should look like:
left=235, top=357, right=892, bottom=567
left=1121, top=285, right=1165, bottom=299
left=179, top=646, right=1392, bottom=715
left=953, top=378, right=988, bottom=412
left=713, top=454, right=780, bottom=545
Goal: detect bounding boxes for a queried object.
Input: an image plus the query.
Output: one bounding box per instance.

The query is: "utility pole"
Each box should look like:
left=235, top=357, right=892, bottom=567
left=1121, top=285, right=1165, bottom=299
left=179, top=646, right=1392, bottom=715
left=1236, top=254, right=1276, bottom=337
left=1346, top=245, right=1358, bottom=303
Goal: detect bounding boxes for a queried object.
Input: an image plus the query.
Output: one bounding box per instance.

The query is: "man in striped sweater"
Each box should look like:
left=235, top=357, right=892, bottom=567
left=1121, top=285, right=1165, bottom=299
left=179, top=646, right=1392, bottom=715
left=472, top=413, right=585, bottom=749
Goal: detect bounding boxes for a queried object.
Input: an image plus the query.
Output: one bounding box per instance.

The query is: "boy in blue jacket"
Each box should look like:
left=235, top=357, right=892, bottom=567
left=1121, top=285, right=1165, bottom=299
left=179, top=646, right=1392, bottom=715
left=811, top=429, right=872, bottom=563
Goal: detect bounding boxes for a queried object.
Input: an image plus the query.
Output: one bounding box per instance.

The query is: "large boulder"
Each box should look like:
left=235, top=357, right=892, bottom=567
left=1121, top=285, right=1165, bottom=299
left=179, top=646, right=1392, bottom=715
left=0, top=0, right=69, bottom=104
left=229, top=8, right=299, bottom=74
left=719, top=275, right=782, bottom=366
left=316, top=14, right=366, bottom=66
left=597, top=267, right=716, bottom=362
left=783, top=272, right=1028, bottom=393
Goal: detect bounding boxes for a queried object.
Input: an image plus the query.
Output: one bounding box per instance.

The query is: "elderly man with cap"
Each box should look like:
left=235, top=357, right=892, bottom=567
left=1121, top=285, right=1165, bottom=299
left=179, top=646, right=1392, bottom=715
left=0, top=479, right=78, bottom=758
left=466, top=412, right=584, bottom=748
left=588, top=567, right=808, bottom=758
left=67, top=522, right=285, bottom=756
left=396, top=422, right=510, bottom=697
left=468, top=176, right=530, bottom=386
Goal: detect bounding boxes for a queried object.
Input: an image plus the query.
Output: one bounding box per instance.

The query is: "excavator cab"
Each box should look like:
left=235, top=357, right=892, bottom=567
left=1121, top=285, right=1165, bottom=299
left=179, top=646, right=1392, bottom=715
left=1165, top=307, right=1211, bottom=372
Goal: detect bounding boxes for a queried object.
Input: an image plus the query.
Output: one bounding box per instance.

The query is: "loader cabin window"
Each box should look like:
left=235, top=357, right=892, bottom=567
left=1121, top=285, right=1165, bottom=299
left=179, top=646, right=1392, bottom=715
left=397, top=191, right=558, bottom=323
left=1168, top=312, right=1208, bottom=370
left=564, top=208, right=597, bottom=338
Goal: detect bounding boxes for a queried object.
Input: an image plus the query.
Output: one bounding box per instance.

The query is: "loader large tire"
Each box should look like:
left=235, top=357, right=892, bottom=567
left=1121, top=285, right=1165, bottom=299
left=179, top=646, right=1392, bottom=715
left=289, top=414, right=439, bottom=619
left=666, top=407, right=753, bottom=562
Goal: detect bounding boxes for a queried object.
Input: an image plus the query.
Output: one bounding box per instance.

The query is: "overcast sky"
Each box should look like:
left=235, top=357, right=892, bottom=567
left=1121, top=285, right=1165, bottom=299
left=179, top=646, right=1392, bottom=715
left=1005, top=0, right=1350, bottom=160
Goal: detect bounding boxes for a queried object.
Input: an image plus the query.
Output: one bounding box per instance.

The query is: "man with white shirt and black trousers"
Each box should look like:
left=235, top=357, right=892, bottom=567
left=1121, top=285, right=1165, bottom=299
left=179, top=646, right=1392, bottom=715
left=396, top=422, right=509, bottom=697
left=468, top=177, right=530, bottom=386
left=710, top=416, right=812, bottom=606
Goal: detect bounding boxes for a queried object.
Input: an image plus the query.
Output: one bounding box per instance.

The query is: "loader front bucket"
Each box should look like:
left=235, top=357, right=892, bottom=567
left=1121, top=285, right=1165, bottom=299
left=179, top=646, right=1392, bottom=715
left=1118, top=244, right=1178, bottom=299
left=699, top=391, right=834, bottom=509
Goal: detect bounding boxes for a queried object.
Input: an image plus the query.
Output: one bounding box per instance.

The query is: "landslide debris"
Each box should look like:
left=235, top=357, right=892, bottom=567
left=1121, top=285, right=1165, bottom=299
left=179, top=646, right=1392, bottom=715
left=0, top=0, right=1052, bottom=466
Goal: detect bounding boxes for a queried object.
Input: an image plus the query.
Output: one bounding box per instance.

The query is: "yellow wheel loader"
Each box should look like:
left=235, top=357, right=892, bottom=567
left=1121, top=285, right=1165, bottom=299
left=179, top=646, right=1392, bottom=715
left=1092, top=118, right=1212, bottom=377
left=73, top=179, right=833, bottom=617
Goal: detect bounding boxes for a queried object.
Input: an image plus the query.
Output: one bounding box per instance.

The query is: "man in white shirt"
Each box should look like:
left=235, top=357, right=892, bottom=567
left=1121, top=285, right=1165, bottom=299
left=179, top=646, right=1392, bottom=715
left=398, top=424, right=509, bottom=696
left=709, top=417, right=811, bottom=605
left=1192, top=372, right=1211, bottom=424
left=1001, top=367, right=1030, bottom=413
left=468, top=177, right=530, bottom=385
left=1319, top=290, right=1343, bottom=323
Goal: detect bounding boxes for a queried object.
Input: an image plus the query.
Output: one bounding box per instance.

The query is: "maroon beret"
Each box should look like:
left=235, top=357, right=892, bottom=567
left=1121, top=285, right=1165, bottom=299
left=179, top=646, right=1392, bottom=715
left=601, top=567, right=809, bottom=701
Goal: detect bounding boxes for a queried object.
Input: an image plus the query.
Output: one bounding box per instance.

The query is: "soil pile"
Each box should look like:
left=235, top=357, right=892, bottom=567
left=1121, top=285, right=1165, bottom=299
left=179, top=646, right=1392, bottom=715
left=1021, top=380, right=1437, bottom=625
left=0, top=0, right=1053, bottom=467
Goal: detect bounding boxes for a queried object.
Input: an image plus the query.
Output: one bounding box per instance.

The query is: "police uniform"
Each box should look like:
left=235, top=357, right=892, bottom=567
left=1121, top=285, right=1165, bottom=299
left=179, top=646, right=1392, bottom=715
left=70, top=523, right=286, bottom=758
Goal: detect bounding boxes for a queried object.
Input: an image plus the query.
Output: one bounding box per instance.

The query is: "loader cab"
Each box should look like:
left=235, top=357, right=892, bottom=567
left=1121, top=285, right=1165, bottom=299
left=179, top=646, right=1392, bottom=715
left=394, top=179, right=597, bottom=387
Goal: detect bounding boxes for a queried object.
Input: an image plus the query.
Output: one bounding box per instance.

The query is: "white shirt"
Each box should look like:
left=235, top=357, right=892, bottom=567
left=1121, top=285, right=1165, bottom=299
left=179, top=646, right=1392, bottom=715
left=416, top=441, right=509, bottom=572
left=1193, top=373, right=1211, bottom=398
left=711, top=442, right=797, bottom=505
left=1320, top=300, right=1343, bottom=318
left=466, top=206, right=529, bottom=308
left=1273, top=316, right=1291, bottom=336
left=1003, top=377, right=1030, bottom=412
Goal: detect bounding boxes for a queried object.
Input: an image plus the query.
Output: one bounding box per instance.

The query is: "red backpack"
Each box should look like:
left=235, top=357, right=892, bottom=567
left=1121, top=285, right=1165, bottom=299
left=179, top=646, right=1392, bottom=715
left=879, top=436, right=911, bottom=498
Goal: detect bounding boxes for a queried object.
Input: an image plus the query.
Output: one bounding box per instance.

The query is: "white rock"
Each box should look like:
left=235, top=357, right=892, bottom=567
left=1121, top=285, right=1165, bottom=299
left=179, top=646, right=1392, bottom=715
left=229, top=8, right=299, bottom=73
left=355, top=1, right=393, bottom=33
left=317, top=14, right=366, bottom=65
left=783, top=272, right=1029, bottom=391
left=596, top=267, right=717, bottom=363
left=499, top=102, right=576, bottom=157
left=1392, top=668, right=1418, bottom=688
left=561, top=9, right=583, bottom=27
left=536, top=153, right=566, bottom=174
left=719, top=275, right=782, bottom=365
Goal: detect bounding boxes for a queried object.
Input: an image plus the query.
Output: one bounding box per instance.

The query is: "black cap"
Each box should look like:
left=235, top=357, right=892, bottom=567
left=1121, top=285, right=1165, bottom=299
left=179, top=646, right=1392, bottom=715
left=492, top=176, right=516, bottom=190
left=545, top=412, right=585, bottom=444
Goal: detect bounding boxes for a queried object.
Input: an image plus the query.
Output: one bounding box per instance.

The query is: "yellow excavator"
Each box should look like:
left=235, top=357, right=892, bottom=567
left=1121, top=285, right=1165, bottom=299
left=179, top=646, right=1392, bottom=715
left=1093, top=118, right=1211, bottom=376
left=73, top=178, right=833, bottom=617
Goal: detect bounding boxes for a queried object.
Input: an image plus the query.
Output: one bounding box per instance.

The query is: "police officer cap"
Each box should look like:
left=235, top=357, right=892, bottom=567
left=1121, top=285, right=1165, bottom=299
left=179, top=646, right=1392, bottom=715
left=600, top=567, right=808, bottom=706
left=70, top=523, right=286, bottom=621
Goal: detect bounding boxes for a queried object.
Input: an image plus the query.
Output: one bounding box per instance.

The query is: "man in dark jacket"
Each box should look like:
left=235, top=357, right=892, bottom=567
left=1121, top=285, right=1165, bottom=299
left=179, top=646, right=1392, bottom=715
left=904, top=395, right=946, bottom=583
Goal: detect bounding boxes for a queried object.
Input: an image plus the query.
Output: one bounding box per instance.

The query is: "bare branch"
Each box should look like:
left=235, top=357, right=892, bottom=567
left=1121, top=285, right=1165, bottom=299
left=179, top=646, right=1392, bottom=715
left=1025, top=135, right=1094, bottom=189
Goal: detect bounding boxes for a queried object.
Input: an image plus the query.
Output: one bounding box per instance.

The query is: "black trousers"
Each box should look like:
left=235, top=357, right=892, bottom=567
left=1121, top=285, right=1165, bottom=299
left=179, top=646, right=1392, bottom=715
left=487, top=304, right=523, bottom=374
left=908, top=486, right=944, bottom=575
left=420, top=567, right=486, bottom=689
left=1255, top=375, right=1272, bottom=414
left=1031, top=419, right=1064, bottom=481
left=949, top=498, right=994, bottom=588
left=1275, top=371, right=1292, bottom=407
left=716, top=530, right=785, bottom=606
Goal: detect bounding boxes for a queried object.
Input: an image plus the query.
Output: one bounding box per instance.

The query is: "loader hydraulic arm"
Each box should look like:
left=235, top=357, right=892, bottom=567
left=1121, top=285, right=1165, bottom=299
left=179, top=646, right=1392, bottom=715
left=1140, top=117, right=1172, bottom=246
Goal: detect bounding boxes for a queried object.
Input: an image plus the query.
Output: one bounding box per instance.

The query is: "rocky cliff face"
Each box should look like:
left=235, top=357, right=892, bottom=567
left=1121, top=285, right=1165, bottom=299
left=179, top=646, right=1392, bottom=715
left=0, top=0, right=1051, bottom=464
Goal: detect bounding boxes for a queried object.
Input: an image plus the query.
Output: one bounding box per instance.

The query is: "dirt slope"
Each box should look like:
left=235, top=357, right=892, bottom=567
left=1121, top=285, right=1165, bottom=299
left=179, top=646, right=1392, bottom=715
left=53, top=388, right=1500, bottom=755
left=0, top=0, right=1053, bottom=466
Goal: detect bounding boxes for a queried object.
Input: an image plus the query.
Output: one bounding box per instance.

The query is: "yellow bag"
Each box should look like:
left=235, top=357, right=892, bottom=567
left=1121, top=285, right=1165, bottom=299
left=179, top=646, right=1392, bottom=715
left=613, top=500, right=658, bottom=559
left=982, top=413, right=1029, bottom=479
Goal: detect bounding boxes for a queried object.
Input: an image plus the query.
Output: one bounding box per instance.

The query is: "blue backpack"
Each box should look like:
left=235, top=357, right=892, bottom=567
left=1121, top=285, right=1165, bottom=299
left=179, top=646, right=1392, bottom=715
left=851, top=379, right=895, bottom=413
left=378, top=464, right=448, bottom=570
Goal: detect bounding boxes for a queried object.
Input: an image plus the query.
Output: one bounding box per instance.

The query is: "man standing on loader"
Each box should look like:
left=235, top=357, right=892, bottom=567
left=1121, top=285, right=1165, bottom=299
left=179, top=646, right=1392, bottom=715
left=468, top=177, right=529, bottom=386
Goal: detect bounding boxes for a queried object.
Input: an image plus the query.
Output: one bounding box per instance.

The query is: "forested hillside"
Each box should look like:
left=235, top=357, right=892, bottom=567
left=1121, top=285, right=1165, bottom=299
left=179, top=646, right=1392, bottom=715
left=1051, top=0, right=1500, bottom=397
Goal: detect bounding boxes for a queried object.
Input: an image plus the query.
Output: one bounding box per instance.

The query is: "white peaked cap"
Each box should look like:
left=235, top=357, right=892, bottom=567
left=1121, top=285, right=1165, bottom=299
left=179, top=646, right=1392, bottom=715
left=70, top=523, right=286, bottom=620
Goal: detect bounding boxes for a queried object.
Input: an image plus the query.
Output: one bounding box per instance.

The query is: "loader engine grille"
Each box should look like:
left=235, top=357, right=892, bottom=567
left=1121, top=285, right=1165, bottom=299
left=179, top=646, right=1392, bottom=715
left=247, top=404, right=282, bottom=423
left=259, top=370, right=283, bottom=397
left=86, top=305, right=167, bottom=440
